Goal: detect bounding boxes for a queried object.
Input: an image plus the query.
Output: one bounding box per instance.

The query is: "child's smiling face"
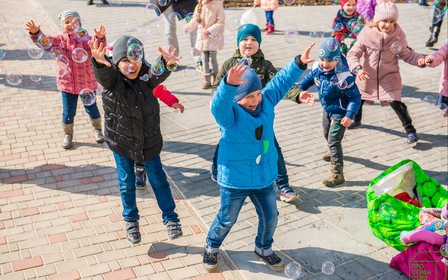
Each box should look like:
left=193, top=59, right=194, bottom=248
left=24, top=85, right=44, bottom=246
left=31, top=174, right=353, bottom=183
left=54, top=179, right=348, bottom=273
left=62, top=16, right=77, bottom=34
left=118, top=59, right=142, bottom=80
left=237, top=90, right=262, bottom=110
left=377, top=19, right=395, bottom=34
left=342, top=0, right=357, bottom=16
left=319, top=59, right=338, bottom=72
left=239, top=36, right=259, bottom=57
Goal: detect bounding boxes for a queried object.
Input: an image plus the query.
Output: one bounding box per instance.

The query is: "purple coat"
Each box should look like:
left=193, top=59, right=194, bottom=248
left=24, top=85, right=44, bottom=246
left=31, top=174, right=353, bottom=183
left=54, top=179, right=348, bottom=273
left=356, top=0, right=376, bottom=22
left=428, top=43, right=448, bottom=97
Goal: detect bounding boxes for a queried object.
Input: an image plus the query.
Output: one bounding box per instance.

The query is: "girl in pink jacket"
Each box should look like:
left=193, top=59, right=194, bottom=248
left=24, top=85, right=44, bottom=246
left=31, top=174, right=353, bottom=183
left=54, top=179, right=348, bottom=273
left=347, top=1, right=424, bottom=144
left=419, top=43, right=448, bottom=117
left=26, top=10, right=106, bottom=149
left=254, top=0, right=279, bottom=34
left=184, top=0, right=225, bottom=90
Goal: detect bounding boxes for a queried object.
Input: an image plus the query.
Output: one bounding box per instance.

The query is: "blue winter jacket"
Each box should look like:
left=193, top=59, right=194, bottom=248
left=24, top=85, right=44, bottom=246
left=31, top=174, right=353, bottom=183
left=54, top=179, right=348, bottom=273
left=298, top=61, right=361, bottom=119
left=211, top=58, right=305, bottom=189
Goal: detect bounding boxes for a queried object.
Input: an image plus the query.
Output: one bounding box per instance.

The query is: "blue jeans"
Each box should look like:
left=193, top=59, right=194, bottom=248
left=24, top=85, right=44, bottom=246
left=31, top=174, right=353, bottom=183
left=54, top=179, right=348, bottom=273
left=212, top=135, right=289, bottom=189
left=61, top=91, right=100, bottom=124
left=113, top=152, right=179, bottom=223
left=206, top=185, right=278, bottom=251
left=265, top=11, right=274, bottom=25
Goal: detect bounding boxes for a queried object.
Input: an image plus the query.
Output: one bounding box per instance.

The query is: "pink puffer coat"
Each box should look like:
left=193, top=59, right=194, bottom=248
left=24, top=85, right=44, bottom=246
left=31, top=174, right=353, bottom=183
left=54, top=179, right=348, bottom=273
left=254, top=0, right=279, bottom=11
left=427, top=43, right=448, bottom=97
left=347, top=24, right=424, bottom=102
left=31, top=31, right=105, bottom=95
left=184, top=0, right=225, bottom=52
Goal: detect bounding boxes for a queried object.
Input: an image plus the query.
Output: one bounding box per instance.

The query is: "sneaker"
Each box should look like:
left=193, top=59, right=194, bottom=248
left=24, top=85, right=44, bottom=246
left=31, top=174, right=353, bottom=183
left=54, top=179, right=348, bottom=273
left=196, top=61, right=203, bottom=73
left=322, top=151, right=330, bottom=162
left=279, top=186, right=298, bottom=203
left=407, top=133, right=419, bottom=144
left=203, top=249, right=219, bottom=272
left=166, top=221, right=183, bottom=240
left=135, top=166, right=146, bottom=190
left=347, top=121, right=361, bottom=129
left=209, top=165, right=217, bottom=182
left=254, top=250, right=285, bottom=271
left=125, top=221, right=141, bottom=244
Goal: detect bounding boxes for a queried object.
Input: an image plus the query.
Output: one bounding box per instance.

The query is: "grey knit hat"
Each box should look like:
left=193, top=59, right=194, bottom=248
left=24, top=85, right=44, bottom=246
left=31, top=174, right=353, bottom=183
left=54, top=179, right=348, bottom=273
left=58, top=10, right=82, bottom=27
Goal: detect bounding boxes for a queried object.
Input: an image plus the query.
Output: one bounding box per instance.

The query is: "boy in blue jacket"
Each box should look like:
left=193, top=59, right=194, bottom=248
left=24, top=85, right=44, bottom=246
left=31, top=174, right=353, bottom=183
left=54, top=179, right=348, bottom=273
left=203, top=44, right=314, bottom=272
left=298, top=37, right=361, bottom=187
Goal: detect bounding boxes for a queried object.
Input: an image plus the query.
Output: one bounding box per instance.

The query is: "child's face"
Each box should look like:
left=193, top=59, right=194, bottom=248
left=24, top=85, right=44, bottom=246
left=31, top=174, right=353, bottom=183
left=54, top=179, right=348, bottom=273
left=237, top=90, right=262, bottom=110
left=239, top=36, right=260, bottom=57
left=62, top=16, right=78, bottom=34
left=319, top=59, right=338, bottom=72
left=378, top=20, right=395, bottom=34
left=342, top=0, right=357, bottom=16
left=342, top=0, right=356, bottom=16
left=117, top=58, right=142, bottom=80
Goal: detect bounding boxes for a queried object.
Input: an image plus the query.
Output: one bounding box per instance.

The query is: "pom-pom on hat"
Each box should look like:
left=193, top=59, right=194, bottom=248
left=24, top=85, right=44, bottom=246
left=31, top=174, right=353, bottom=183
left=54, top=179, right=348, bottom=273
left=374, top=1, right=399, bottom=23
left=233, top=67, right=262, bottom=102
left=237, top=23, right=262, bottom=47
left=58, top=10, right=82, bottom=27
left=318, top=37, right=341, bottom=61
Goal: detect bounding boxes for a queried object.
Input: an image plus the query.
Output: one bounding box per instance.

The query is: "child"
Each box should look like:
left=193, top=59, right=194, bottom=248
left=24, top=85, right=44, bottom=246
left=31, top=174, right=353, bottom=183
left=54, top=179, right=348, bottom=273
left=89, top=35, right=183, bottom=244
left=184, top=0, right=225, bottom=89
left=210, top=23, right=314, bottom=203
left=347, top=1, right=425, bottom=143
left=203, top=44, right=314, bottom=272
left=135, top=84, right=185, bottom=190
left=26, top=11, right=106, bottom=149
left=419, top=43, right=448, bottom=116
left=331, top=0, right=361, bottom=55
left=425, top=0, right=446, bottom=47
left=298, top=37, right=361, bottom=187
left=254, top=0, right=279, bottom=34
left=356, top=0, right=376, bottom=22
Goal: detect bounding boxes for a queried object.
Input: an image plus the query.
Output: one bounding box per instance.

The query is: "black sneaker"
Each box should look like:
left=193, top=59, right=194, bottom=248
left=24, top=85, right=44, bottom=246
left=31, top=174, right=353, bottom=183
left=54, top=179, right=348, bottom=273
left=166, top=221, right=182, bottom=240
left=407, top=133, right=419, bottom=144
left=254, top=250, right=285, bottom=271
left=125, top=221, right=141, bottom=244
left=203, top=249, right=218, bottom=272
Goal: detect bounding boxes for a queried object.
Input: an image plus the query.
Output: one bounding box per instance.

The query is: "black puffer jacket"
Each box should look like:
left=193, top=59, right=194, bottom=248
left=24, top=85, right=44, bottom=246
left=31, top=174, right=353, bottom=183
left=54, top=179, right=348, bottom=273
left=92, top=58, right=170, bottom=163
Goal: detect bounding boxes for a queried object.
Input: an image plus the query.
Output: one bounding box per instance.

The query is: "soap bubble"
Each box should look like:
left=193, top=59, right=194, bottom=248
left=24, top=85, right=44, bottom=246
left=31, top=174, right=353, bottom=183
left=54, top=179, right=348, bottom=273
left=150, top=59, right=165, bottom=76
left=30, top=74, right=42, bottom=83
left=240, top=8, right=257, bottom=25
left=321, top=261, right=335, bottom=275
left=284, top=0, right=296, bottom=5
left=0, top=48, right=6, bottom=60
left=0, top=14, right=7, bottom=31
left=379, top=202, right=397, bottom=220
left=79, top=88, right=96, bottom=106
left=71, top=17, right=81, bottom=32
left=37, top=34, right=53, bottom=49
left=27, top=44, right=44, bottom=59
left=57, top=55, right=70, bottom=66
left=183, top=66, right=196, bottom=78
left=127, top=43, right=144, bottom=62
left=284, top=23, right=300, bottom=44
left=72, top=47, right=88, bottom=63
left=166, top=61, right=178, bottom=72
left=145, top=3, right=162, bottom=17
left=185, top=12, right=194, bottom=23
left=6, top=72, right=23, bottom=86
left=168, top=12, right=182, bottom=24
left=326, top=38, right=339, bottom=51
left=108, top=0, right=122, bottom=7
left=440, top=243, right=448, bottom=257
left=49, top=47, right=63, bottom=59
left=240, top=55, right=252, bottom=66
left=73, top=28, right=90, bottom=43
left=284, top=262, right=301, bottom=279
left=422, top=95, right=437, bottom=107
left=8, top=28, right=26, bottom=46
left=390, top=41, right=401, bottom=54
left=158, top=0, right=169, bottom=6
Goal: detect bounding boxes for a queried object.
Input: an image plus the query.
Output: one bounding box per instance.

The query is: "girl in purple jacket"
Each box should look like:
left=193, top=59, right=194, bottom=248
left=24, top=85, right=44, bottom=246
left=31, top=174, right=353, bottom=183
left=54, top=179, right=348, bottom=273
left=26, top=10, right=106, bottom=149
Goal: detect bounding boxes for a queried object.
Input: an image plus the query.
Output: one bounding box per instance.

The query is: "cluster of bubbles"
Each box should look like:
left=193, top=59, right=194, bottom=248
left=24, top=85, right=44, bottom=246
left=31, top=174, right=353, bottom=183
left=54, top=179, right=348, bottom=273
left=284, top=260, right=336, bottom=278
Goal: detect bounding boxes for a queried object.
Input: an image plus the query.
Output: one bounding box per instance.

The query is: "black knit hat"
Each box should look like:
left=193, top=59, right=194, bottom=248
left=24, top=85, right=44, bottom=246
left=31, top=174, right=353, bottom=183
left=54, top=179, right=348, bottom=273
left=112, top=35, right=144, bottom=65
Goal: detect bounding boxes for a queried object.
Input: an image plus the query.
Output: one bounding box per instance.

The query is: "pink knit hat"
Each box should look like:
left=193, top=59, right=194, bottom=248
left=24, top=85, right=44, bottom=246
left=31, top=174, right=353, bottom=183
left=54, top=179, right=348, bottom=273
left=374, top=1, right=399, bottom=23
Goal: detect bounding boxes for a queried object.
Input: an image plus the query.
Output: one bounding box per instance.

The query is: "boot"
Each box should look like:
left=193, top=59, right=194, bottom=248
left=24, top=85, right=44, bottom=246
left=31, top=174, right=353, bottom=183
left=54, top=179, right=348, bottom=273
left=87, top=0, right=93, bottom=4
left=62, top=123, right=74, bottom=149
left=426, top=24, right=441, bottom=47
left=202, top=74, right=211, bottom=90
left=90, top=118, right=105, bottom=143
left=265, top=22, right=269, bottom=31
left=322, top=151, right=330, bottom=162
left=266, top=23, right=275, bottom=34
left=211, top=73, right=217, bottom=86
left=322, top=163, right=345, bottom=187
left=102, top=0, right=109, bottom=4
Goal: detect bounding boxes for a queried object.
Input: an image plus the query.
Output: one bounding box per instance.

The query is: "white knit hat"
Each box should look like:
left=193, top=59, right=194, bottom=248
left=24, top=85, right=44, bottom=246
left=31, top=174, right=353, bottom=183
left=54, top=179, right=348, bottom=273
left=374, top=1, right=399, bottom=23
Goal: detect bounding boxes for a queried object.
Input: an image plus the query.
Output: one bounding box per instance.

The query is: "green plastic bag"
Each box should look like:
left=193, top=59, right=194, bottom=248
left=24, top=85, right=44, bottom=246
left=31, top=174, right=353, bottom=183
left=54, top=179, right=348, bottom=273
left=366, top=159, right=448, bottom=251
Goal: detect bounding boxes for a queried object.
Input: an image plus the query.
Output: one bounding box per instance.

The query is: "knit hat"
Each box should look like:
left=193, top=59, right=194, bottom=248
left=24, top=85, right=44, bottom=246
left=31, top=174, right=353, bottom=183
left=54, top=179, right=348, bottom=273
left=237, top=24, right=262, bottom=47
left=318, top=38, right=341, bottom=61
left=233, top=68, right=262, bottom=102
left=58, top=10, right=82, bottom=27
left=374, top=1, right=399, bottom=23
left=340, top=0, right=357, bottom=7
left=112, top=35, right=144, bottom=65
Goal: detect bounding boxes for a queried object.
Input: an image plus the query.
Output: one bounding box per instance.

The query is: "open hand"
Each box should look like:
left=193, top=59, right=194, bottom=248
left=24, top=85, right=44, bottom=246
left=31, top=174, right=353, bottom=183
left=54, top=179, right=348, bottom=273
left=158, top=45, right=181, bottom=67
left=87, top=37, right=111, bottom=67
left=298, top=90, right=314, bottom=105
left=94, top=25, right=106, bottom=39
left=357, top=69, right=370, bottom=81
left=300, top=42, right=315, bottom=65
left=26, top=20, right=40, bottom=34
left=226, top=64, right=248, bottom=86
left=172, top=103, right=185, bottom=113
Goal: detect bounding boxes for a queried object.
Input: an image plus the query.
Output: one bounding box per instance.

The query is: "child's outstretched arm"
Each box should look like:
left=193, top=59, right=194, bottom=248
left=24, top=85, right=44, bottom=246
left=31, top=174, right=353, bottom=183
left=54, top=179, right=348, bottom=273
left=153, top=85, right=185, bottom=113
left=89, top=37, right=117, bottom=89
left=26, top=20, right=62, bottom=50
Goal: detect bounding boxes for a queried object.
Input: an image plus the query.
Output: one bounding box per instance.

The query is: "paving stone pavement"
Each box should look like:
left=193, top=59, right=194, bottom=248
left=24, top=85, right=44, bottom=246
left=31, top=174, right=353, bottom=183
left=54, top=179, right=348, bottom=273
left=0, top=1, right=447, bottom=279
